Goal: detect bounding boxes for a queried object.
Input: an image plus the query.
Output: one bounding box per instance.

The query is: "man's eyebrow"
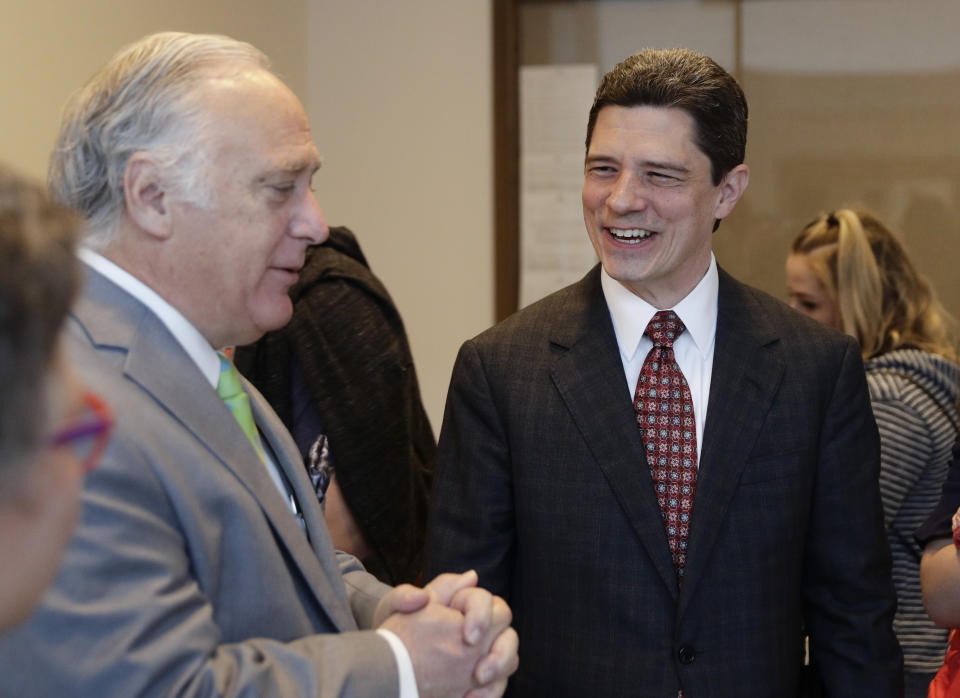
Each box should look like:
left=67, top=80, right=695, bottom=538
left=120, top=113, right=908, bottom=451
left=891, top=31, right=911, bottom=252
left=259, top=156, right=323, bottom=181
left=284, top=155, right=323, bottom=174
left=639, top=159, right=690, bottom=174
left=583, top=154, right=690, bottom=175
left=584, top=153, right=617, bottom=166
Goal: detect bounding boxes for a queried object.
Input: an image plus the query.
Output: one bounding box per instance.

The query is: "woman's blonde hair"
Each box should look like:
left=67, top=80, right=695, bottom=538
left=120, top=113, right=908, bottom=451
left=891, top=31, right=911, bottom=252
left=791, top=208, right=957, bottom=361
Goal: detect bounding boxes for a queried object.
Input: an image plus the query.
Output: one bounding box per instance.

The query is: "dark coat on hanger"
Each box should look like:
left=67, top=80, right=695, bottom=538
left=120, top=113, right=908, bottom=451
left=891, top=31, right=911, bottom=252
left=235, top=226, right=435, bottom=585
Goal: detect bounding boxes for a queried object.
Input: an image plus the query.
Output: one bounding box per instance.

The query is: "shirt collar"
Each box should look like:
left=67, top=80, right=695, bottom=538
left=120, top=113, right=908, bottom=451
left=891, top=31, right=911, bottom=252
left=79, top=248, right=223, bottom=389
left=601, top=253, right=719, bottom=363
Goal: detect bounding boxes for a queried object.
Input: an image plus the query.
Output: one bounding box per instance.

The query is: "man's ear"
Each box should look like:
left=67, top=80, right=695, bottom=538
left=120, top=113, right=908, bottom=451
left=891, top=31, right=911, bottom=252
left=123, top=152, right=173, bottom=240
left=714, top=163, right=749, bottom=221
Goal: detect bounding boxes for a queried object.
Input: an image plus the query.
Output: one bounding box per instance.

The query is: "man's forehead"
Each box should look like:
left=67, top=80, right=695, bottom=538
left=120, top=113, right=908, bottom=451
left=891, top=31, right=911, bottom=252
left=195, top=71, right=320, bottom=174
left=588, top=105, right=704, bottom=162
left=198, top=69, right=305, bottom=129
left=592, top=105, right=695, bottom=138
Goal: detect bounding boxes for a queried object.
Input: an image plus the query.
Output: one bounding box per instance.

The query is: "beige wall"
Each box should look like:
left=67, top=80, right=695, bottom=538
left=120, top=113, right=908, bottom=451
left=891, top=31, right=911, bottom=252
left=306, top=1, right=494, bottom=431
left=0, top=0, right=494, bottom=431
left=0, top=0, right=309, bottom=181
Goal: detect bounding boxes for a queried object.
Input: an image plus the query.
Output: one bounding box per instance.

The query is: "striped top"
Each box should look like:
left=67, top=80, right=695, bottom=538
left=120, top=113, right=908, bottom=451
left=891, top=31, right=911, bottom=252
left=866, top=347, right=960, bottom=672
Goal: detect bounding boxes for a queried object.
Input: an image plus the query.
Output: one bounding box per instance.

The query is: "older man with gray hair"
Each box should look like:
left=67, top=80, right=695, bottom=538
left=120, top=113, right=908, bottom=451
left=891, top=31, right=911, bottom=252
left=0, top=32, right=517, bottom=698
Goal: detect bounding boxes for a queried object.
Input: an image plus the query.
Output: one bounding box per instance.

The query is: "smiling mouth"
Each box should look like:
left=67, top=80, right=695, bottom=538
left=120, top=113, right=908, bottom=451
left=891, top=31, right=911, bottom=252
left=608, top=228, right=654, bottom=244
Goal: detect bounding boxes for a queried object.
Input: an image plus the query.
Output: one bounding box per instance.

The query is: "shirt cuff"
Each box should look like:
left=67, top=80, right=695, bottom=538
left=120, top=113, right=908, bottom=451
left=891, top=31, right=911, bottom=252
left=377, top=628, right=420, bottom=698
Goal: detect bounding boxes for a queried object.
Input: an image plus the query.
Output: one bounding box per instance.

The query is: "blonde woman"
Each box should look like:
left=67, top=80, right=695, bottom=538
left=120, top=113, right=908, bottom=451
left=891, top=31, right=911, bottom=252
left=787, top=208, right=960, bottom=696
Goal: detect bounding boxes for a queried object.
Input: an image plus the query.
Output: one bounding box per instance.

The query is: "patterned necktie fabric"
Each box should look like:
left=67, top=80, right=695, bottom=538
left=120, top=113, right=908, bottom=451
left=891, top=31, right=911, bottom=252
left=633, top=310, right=698, bottom=580
left=217, top=352, right=267, bottom=463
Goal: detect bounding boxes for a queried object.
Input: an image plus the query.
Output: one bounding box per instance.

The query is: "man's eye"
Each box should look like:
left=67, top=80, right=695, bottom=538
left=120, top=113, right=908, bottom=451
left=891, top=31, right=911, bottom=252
left=649, top=172, right=678, bottom=183
left=272, top=184, right=296, bottom=195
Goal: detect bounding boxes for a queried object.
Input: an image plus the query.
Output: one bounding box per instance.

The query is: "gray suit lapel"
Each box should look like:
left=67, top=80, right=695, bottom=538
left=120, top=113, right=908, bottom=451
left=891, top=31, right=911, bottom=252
left=548, top=269, right=679, bottom=597
left=78, top=268, right=356, bottom=631
left=679, top=270, right=785, bottom=613
left=247, top=382, right=357, bottom=630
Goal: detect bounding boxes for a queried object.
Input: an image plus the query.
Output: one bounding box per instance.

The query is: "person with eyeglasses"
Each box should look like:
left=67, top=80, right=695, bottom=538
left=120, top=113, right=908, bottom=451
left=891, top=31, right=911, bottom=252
left=0, top=163, right=113, bottom=633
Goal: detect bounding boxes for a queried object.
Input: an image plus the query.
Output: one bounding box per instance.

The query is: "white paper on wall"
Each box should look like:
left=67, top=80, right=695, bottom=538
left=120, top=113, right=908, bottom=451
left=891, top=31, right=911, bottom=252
left=519, top=64, right=599, bottom=308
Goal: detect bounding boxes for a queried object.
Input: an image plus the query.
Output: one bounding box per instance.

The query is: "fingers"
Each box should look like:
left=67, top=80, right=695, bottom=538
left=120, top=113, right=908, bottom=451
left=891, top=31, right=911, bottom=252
left=379, top=580, right=517, bottom=698
left=373, top=584, right=430, bottom=627
left=473, top=625, right=518, bottom=687
left=488, top=595, right=512, bottom=632
left=463, top=679, right=508, bottom=698
left=449, top=586, right=491, bottom=646
left=387, top=585, right=432, bottom=614
left=424, top=569, right=479, bottom=606
left=375, top=571, right=485, bottom=631
left=451, top=589, right=512, bottom=648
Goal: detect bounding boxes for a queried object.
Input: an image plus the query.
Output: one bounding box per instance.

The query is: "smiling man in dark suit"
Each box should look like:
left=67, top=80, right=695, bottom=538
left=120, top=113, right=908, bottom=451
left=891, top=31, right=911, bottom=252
left=427, top=48, right=903, bottom=697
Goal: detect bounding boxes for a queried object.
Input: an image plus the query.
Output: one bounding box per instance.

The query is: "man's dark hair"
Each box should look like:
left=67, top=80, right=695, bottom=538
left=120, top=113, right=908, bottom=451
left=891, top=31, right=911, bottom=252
left=586, top=48, right=748, bottom=186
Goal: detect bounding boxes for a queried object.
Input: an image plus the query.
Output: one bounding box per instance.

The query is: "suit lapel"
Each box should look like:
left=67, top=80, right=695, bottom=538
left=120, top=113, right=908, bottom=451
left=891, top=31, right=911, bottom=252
left=247, top=382, right=357, bottom=630
left=678, top=270, right=785, bottom=614
left=77, top=268, right=355, bottom=630
left=548, top=269, right=680, bottom=596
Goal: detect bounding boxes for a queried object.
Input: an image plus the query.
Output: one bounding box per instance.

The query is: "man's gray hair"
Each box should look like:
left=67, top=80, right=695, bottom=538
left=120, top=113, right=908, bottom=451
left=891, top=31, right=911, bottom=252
left=48, top=32, right=271, bottom=247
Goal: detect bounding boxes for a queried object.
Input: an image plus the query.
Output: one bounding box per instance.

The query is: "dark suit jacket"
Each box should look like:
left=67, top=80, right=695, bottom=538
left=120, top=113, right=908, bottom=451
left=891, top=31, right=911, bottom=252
left=0, top=268, right=399, bottom=697
left=235, top=226, right=435, bottom=584
left=427, top=266, right=903, bottom=697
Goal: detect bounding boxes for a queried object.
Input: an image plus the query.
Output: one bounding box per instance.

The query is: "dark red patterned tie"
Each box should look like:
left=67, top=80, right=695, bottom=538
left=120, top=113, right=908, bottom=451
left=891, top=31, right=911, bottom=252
left=634, top=310, right=698, bottom=580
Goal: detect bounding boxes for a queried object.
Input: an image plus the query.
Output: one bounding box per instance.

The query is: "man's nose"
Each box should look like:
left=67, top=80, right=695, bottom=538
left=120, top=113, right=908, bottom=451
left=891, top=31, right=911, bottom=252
left=606, top=171, right=649, bottom=214
left=291, top=191, right=329, bottom=244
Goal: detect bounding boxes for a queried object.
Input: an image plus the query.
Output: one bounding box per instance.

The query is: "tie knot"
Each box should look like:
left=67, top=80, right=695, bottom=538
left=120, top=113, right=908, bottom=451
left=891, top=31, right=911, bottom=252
left=645, top=310, right=686, bottom=348
left=217, top=353, right=244, bottom=401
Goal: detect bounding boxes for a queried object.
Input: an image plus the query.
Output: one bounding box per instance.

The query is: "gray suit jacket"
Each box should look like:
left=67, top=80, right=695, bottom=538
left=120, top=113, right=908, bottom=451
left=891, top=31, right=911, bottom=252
left=427, top=266, right=903, bottom=697
left=0, top=268, right=399, bottom=697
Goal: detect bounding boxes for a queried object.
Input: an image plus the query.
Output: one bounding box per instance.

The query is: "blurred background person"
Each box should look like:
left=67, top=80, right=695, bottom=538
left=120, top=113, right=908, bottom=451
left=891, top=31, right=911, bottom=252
left=0, top=163, right=112, bottom=632
left=234, top=226, right=434, bottom=584
left=788, top=207, right=960, bottom=695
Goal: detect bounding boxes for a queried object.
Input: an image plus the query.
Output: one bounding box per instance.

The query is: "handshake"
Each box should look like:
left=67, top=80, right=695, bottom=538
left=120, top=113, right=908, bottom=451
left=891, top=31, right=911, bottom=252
left=375, top=570, right=519, bottom=698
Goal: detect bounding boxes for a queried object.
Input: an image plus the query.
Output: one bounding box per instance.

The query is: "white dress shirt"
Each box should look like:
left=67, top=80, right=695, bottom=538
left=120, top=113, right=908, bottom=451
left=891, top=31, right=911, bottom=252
left=600, top=254, right=719, bottom=462
left=79, top=248, right=418, bottom=698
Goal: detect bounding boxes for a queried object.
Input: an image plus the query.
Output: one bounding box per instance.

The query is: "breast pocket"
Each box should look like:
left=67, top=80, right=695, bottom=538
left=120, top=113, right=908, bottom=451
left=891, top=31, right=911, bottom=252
left=724, top=449, right=813, bottom=558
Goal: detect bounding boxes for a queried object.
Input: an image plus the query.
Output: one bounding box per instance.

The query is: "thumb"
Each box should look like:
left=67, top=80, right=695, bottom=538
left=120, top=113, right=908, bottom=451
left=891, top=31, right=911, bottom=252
left=374, top=584, right=430, bottom=627
left=424, top=569, right=479, bottom=606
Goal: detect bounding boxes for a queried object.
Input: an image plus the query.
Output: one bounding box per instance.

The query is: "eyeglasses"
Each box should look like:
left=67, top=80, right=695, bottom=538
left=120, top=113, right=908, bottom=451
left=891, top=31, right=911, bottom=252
left=49, top=391, right=115, bottom=473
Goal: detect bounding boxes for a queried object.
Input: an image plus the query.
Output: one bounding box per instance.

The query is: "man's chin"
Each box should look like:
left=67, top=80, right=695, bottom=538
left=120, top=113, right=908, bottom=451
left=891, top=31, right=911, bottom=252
left=236, top=301, right=293, bottom=347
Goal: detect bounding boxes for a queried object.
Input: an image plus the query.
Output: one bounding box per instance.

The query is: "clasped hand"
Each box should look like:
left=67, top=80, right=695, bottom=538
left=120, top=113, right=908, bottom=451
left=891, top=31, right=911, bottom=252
left=375, top=570, right=519, bottom=698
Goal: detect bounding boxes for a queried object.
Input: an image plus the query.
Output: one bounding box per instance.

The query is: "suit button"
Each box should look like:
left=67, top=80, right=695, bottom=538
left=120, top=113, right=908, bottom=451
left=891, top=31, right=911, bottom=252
left=678, top=645, right=696, bottom=664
